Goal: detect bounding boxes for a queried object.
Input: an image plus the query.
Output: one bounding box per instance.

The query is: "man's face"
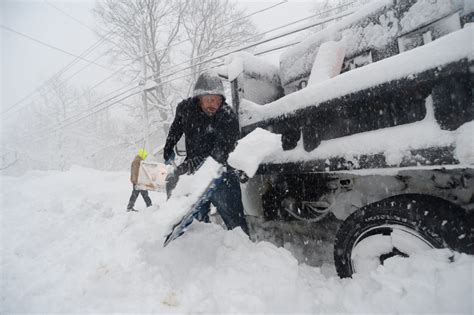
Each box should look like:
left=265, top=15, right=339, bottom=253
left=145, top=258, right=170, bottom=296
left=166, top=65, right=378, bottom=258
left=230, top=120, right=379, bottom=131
left=199, top=95, right=222, bottom=116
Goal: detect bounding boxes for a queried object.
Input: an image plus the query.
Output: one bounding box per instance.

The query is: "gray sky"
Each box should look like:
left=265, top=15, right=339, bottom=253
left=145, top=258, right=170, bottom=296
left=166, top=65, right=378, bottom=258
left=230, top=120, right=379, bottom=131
left=1, top=0, right=316, bottom=119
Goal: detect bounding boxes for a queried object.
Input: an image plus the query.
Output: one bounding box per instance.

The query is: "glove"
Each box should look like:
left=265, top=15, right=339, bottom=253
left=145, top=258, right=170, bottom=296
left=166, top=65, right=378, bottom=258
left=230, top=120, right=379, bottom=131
left=237, top=170, right=249, bottom=184
left=175, top=162, right=189, bottom=176
left=175, top=156, right=205, bottom=176
left=165, top=151, right=175, bottom=165
left=186, top=156, right=205, bottom=174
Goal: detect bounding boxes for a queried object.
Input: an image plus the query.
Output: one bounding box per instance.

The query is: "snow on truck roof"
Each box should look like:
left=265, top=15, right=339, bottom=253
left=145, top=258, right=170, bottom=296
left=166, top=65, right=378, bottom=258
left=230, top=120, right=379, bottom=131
left=239, top=24, right=473, bottom=127
left=279, top=0, right=394, bottom=85
left=279, top=0, right=467, bottom=86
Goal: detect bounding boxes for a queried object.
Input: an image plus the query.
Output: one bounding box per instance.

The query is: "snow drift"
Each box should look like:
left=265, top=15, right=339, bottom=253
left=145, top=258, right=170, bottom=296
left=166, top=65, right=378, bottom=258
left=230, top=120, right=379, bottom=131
left=1, top=167, right=473, bottom=313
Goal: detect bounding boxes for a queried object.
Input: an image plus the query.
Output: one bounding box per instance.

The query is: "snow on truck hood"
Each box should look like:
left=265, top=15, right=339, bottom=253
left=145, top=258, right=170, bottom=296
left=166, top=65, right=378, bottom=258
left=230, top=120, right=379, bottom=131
left=233, top=98, right=474, bottom=170
left=263, top=111, right=474, bottom=168
left=240, top=24, right=474, bottom=127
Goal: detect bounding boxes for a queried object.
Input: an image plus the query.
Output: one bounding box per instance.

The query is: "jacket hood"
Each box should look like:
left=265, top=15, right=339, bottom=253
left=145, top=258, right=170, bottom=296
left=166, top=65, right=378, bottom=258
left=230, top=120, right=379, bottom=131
left=192, top=71, right=225, bottom=99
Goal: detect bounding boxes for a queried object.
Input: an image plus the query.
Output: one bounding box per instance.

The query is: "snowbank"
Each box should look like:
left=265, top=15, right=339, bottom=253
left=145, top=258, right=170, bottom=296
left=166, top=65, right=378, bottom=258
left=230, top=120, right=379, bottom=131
left=1, top=167, right=473, bottom=313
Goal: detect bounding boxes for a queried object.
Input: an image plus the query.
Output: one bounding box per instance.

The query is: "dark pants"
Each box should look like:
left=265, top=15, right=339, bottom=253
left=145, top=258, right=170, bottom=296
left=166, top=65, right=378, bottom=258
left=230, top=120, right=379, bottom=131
left=127, top=185, right=152, bottom=210
left=166, top=170, right=249, bottom=235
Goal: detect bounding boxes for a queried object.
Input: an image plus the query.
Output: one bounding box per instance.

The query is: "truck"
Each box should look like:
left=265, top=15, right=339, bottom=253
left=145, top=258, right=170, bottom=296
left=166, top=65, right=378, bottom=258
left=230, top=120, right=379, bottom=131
left=215, top=0, right=473, bottom=277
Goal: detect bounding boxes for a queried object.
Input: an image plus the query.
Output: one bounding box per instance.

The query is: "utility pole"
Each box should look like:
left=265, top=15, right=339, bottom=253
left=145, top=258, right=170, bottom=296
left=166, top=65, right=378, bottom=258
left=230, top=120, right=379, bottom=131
left=140, top=16, right=150, bottom=153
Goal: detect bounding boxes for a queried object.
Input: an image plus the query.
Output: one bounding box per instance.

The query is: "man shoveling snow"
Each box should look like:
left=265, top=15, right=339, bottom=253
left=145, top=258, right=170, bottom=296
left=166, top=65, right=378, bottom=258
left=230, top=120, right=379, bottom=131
left=162, top=71, right=250, bottom=240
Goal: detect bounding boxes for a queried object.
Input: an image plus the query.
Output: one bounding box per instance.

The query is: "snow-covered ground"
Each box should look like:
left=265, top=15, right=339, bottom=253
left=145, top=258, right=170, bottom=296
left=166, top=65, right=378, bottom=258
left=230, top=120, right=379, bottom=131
left=1, top=166, right=473, bottom=313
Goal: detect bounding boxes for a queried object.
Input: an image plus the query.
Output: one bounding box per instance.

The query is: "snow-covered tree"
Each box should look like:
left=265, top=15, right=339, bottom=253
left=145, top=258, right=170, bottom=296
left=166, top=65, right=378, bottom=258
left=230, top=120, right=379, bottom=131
left=94, top=0, right=187, bottom=139
left=180, top=0, right=260, bottom=96
left=93, top=0, right=259, bottom=147
left=1, top=76, right=135, bottom=174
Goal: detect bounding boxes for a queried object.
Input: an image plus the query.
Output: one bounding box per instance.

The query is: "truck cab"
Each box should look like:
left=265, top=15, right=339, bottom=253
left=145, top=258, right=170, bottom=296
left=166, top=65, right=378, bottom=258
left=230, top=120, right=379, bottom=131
left=218, top=0, right=473, bottom=277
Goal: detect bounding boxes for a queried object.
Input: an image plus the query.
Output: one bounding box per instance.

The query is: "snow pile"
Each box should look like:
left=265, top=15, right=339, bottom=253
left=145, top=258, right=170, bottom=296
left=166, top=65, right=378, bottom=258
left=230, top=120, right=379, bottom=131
left=351, top=228, right=434, bottom=274
left=228, top=128, right=282, bottom=177
left=340, top=7, right=398, bottom=53
left=308, top=40, right=346, bottom=86
left=221, top=51, right=280, bottom=83
left=400, top=0, right=463, bottom=33
left=280, top=0, right=394, bottom=86
left=238, top=98, right=269, bottom=126
left=1, top=167, right=473, bottom=313
left=455, top=121, right=474, bottom=164
left=347, top=249, right=473, bottom=314
left=241, top=25, right=473, bottom=125
left=219, top=52, right=283, bottom=105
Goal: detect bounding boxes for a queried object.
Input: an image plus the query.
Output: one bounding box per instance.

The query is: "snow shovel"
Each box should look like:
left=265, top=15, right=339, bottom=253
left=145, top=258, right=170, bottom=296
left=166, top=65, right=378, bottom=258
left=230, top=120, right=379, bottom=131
left=162, top=159, right=223, bottom=247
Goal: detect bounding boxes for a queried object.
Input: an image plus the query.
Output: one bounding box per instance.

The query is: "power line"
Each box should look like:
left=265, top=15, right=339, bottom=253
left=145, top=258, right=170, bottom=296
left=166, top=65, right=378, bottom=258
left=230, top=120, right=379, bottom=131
left=28, top=58, right=229, bottom=141
left=222, top=0, right=289, bottom=28
left=8, top=0, right=290, bottom=119
left=27, top=89, right=142, bottom=143
left=251, top=2, right=357, bottom=56
left=28, top=65, right=224, bottom=141
left=21, top=85, right=141, bottom=141
left=255, top=41, right=301, bottom=56
left=52, top=5, right=349, bottom=128
left=28, top=62, right=227, bottom=140
left=145, top=7, right=355, bottom=83
left=3, top=0, right=325, bottom=121
left=43, top=64, right=141, bottom=121
left=20, top=2, right=355, bottom=139
left=1, top=36, right=110, bottom=116
left=2, top=0, right=149, bottom=117
left=2, top=22, right=131, bottom=117
left=23, top=79, right=141, bottom=138
left=120, top=0, right=290, bottom=64
left=0, top=24, right=110, bottom=70
left=0, top=25, right=119, bottom=115
left=53, top=84, right=138, bottom=127
left=44, top=0, right=98, bottom=35
left=25, top=3, right=352, bottom=139
left=145, top=1, right=355, bottom=82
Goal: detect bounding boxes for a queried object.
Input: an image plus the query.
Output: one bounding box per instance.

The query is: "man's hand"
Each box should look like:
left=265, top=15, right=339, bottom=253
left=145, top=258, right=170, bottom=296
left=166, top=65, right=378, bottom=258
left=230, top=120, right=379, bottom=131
left=186, top=156, right=205, bottom=174
left=175, top=162, right=189, bottom=176
left=173, top=156, right=205, bottom=176
left=165, top=151, right=176, bottom=165
left=237, top=170, right=249, bottom=183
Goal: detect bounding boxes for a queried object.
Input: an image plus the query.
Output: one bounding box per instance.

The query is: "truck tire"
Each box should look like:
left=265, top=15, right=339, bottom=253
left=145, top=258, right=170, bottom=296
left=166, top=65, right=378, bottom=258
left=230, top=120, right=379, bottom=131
left=334, top=194, right=473, bottom=278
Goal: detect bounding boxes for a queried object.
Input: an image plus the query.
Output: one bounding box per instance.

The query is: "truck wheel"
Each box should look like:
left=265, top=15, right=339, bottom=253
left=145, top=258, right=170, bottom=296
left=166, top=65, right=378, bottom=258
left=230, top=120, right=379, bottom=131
left=334, top=194, right=473, bottom=278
